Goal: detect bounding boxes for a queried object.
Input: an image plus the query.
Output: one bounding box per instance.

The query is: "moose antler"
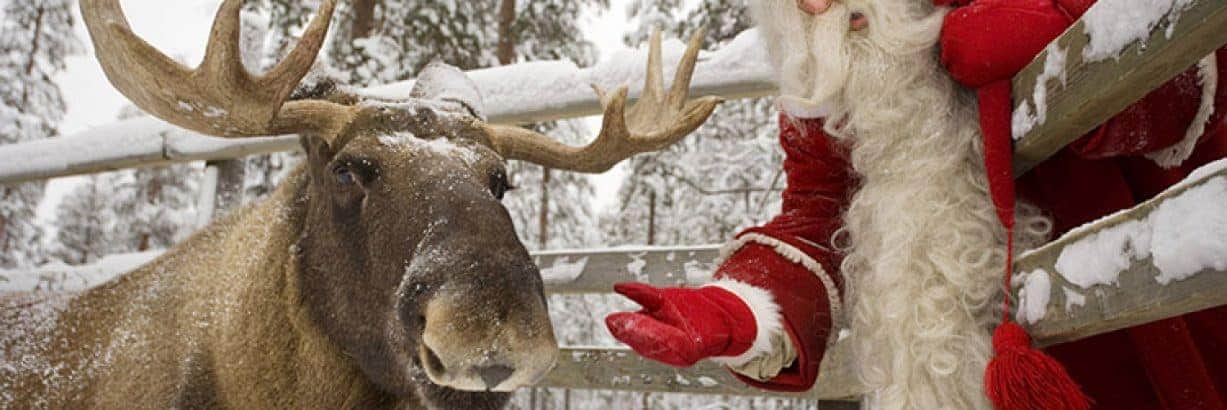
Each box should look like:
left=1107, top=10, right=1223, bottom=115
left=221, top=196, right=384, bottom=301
left=80, top=0, right=354, bottom=140
left=485, top=28, right=723, bottom=173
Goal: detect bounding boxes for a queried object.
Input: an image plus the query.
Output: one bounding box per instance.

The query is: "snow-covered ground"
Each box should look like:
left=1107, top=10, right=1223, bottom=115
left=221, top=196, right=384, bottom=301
left=0, top=250, right=159, bottom=294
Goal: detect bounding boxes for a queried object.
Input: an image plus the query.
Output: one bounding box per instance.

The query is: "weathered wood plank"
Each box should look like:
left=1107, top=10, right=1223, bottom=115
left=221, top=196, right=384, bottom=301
left=538, top=246, right=867, bottom=401
left=537, top=246, right=721, bottom=293
left=1011, top=0, right=1227, bottom=174
left=542, top=343, right=866, bottom=403
left=1013, top=162, right=1227, bottom=346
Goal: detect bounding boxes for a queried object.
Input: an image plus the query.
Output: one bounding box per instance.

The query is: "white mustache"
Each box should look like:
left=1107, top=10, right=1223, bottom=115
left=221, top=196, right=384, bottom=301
left=759, top=0, right=852, bottom=113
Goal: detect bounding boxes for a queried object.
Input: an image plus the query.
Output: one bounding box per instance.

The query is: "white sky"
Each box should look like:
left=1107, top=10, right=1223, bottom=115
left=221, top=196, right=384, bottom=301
left=41, top=0, right=645, bottom=225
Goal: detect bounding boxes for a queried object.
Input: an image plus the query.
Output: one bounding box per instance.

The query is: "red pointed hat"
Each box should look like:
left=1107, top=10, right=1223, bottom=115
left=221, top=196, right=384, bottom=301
left=937, top=1, right=1090, bottom=409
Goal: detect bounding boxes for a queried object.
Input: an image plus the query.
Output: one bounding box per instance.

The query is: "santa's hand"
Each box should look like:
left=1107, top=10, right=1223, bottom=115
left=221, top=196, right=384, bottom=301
left=605, top=283, right=758, bottom=367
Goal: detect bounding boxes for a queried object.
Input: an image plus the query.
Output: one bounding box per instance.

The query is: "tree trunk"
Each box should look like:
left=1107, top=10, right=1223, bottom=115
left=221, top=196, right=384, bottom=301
left=538, top=168, right=551, bottom=248
left=201, top=159, right=246, bottom=222
left=351, top=0, right=377, bottom=39
left=496, top=0, right=517, bottom=65
left=647, top=191, right=656, bottom=245
left=0, top=187, right=9, bottom=256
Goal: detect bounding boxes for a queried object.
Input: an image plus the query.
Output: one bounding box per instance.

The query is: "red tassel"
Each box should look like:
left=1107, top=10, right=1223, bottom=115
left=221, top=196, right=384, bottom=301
left=985, top=322, right=1091, bottom=410
left=977, top=81, right=1089, bottom=410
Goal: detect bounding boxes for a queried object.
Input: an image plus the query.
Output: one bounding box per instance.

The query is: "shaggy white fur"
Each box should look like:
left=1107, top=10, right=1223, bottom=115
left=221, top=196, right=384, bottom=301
left=750, top=1, right=1051, bottom=408
left=717, top=233, right=845, bottom=329
left=705, top=279, right=787, bottom=367
left=1146, top=54, right=1218, bottom=168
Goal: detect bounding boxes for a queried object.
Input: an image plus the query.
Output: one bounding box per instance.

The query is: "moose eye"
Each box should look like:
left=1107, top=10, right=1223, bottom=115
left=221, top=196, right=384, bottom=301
left=489, top=169, right=513, bottom=200
left=333, top=164, right=356, bottom=185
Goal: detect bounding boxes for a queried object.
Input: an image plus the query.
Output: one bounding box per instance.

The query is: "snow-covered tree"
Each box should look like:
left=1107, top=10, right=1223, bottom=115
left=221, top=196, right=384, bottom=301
left=49, top=175, right=119, bottom=265
left=503, top=121, right=600, bottom=250
left=0, top=0, right=79, bottom=268
left=604, top=0, right=783, bottom=247
left=109, top=165, right=201, bottom=253
left=50, top=105, right=202, bottom=263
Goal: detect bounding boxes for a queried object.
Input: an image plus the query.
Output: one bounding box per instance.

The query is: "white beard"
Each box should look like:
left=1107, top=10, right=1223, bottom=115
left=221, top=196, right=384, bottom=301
left=751, top=1, right=1052, bottom=408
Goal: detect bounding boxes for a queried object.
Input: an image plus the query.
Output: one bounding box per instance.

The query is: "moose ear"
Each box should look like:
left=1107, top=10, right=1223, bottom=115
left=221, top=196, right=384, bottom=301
left=301, top=135, right=339, bottom=168
left=411, top=62, right=486, bottom=120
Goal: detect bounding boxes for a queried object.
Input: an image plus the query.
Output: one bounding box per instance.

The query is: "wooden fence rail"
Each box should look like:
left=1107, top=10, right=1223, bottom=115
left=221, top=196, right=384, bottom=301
left=1013, top=162, right=1227, bottom=347
left=1011, top=0, right=1227, bottom=174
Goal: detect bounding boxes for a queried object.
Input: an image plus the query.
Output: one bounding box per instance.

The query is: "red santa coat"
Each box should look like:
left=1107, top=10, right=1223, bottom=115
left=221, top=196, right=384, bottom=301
left=713, top=2, right=1227, bottom=407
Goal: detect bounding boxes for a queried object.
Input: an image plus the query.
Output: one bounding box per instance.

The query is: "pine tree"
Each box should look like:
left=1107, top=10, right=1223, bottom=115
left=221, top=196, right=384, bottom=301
left=49, top=175, right=119, bottom=265
left=50, top=105, right=202, bottom=263
left=109, top=165, right=202, bottom=253
left=604, top=0, right=782, bottom=247
left=0, top=0, right=80, bottom=268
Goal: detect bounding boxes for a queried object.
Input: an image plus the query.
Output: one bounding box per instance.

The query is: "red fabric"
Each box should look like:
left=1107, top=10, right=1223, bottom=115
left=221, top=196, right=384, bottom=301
left=979, top=80, right=1089, bottom=410
left=605, top=283, right=759, bottom=367
left=1071, top=66, right=1209, bottom=158
left=978, top=81, right=1017, bottom=232
left=714, top=242, right=836, bottom=392
left=942, top=0, right=1227, bottom=406
left=1020, top=105, right=1227, bottom=409
left=987, top=322, right=1092, bottom=410
left=939, top=0, right=1071, bottom=88
left=711, top=116, right=852, bottom=391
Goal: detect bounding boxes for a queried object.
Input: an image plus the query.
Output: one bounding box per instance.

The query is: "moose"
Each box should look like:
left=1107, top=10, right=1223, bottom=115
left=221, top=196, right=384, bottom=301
left=0, top=0, right=720, bottom=408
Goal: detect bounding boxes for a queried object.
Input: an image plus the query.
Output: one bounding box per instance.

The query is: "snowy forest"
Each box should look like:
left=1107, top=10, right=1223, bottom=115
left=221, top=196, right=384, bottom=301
left=0, top=0, right=804, bottom=408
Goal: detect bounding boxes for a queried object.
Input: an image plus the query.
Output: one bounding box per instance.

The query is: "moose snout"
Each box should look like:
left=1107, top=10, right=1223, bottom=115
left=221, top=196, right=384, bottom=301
left=417, top=292, right=558, bottom=392
left=418, top=343, right=522, bottom=391
left=477, top=364, right=515, bottom=389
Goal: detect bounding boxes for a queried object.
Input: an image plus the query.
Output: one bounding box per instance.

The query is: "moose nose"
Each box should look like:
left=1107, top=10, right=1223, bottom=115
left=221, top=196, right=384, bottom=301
left=477, top=364, right=515, bottom=390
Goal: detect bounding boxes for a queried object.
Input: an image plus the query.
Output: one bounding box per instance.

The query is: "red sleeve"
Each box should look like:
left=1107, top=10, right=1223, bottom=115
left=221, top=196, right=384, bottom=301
left=712, top=114, right=854, bottom=392
left=1071, top=47, right=1226, bottom=159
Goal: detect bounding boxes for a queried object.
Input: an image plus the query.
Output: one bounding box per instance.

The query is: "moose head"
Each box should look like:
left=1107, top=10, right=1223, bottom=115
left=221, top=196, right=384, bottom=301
left=80, top=0, right=719, bottom=406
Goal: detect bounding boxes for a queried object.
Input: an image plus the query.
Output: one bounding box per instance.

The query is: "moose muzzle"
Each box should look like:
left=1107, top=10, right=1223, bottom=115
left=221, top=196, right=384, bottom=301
left=418, top=291, right=558, bottom=392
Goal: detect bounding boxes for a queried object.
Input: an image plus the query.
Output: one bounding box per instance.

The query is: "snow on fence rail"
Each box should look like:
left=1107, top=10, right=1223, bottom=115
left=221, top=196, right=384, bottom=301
left=0, top=30, right=775, bottom=185
left=1010, top=0, right=1227, bottom=174
left=545, top=345, right=862, bottom=407
left=1012, top=159, right=1227, bottom=347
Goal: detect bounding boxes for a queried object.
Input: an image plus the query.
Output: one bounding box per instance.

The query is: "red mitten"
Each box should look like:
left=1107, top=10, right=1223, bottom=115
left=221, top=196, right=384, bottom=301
left=605, top=283, right=757, bottom=367
left=939, top=0, right=1071, bottom=88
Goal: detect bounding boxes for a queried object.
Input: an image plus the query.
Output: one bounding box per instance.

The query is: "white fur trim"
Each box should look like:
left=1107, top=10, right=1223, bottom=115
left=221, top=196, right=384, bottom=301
left=1146, top=54, right=1218, bottom=168
left=717, top=233, right=844, bottom=332
left=704, top=279, right=786, bottom=367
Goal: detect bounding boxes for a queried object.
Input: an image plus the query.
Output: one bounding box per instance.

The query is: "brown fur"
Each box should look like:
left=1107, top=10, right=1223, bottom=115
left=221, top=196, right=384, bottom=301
left=2, top=119, right=556, bottom=409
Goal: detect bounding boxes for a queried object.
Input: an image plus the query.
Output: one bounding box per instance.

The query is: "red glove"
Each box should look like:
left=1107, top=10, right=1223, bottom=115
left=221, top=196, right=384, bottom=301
left=605, top=283, right=757, bottom=367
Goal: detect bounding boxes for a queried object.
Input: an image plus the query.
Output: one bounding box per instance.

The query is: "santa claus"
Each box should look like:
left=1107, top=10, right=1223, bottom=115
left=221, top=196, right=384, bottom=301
left=605, top=0, right=1227, bottom=409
